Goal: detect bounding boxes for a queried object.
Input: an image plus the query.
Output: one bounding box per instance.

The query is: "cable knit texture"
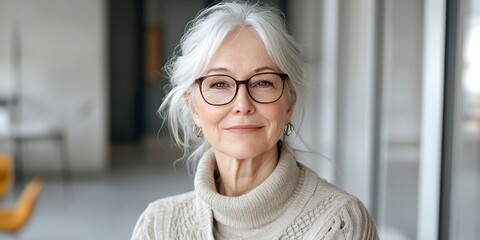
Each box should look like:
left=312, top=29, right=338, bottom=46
left=132, top=145, right=378, bottom=239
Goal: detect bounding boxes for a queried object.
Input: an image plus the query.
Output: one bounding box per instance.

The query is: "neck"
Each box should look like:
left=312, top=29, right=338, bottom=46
left=215, top=145, right=279, bottom=196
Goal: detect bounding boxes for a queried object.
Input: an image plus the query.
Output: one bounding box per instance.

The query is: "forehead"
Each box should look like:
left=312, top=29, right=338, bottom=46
left=206, top=27, right=278, bottom=75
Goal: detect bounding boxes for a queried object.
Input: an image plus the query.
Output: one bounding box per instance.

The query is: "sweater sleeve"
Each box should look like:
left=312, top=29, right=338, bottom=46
left=131, top=192, right=197, bottom=240
left=131, top=201, right=171, bottom=240
left=314, top=196, right=378, bottom=240
left=131, top=203, right=157, bottom=240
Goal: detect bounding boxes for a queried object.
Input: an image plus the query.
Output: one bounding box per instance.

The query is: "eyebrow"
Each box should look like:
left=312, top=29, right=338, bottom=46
left=206, top=67, right=229, bottom=74
left=205, top=66, right=278, bottom=75
left=254, top=66, right=277, bottom=73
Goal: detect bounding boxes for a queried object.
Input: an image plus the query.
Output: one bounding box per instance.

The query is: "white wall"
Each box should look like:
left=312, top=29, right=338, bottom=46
left=0, top=0, right=14, bottom=94
left=290, top=0, right=377, bottom=209
left=385, top=0, right=424, bottom=145
left=288, top=0, right=338, bottom=183
left=0, top=0, right=107, bottom=174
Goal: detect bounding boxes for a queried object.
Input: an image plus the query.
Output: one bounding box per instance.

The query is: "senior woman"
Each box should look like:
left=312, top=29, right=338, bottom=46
left=132, top=1, right=378, bottom=239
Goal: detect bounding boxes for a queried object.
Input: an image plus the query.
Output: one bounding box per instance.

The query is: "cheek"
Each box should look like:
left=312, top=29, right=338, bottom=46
left=194, top=95, right=226, bottom=128
left=274, top=100, right=291, bottom=123
left=267, top=122, right=283, bottom=141
left=264, top=104, right=290, bottom=136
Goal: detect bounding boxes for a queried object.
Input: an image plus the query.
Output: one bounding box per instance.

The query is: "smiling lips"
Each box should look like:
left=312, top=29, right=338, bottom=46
left=226, top=125, right=263, bottom=133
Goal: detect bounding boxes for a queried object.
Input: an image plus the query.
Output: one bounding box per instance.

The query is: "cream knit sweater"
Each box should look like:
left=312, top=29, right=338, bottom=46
left=132, top=146, right=378, bottom=239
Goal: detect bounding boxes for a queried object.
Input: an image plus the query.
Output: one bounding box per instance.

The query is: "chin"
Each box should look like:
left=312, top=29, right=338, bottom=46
left=218, top=141, right=275, bottom=160
left=227, top=147, right=261, bottom=160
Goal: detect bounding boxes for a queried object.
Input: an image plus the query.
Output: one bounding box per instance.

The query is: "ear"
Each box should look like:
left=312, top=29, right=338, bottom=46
left=184, top=91, right=202, bottom=127
left=285, top=93, right=296, bottom=124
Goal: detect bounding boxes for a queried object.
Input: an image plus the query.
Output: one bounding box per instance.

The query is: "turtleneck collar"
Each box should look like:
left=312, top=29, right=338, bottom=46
left=194, top=143, right=300, bottom=228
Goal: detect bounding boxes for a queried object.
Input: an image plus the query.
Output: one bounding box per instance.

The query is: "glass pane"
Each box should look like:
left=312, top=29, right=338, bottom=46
left=450, top=0, right=480, bottom=238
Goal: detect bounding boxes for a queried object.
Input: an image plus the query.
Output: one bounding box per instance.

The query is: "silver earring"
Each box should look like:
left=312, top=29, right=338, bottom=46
left=193, top=124, right=203, bottom=137
left=283, top=122, right=294, bottom=136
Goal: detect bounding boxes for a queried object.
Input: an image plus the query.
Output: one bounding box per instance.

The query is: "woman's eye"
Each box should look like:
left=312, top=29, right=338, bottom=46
left=209, top=81, right=229, bottom=89
left=253, top=80, right=273, bottom=88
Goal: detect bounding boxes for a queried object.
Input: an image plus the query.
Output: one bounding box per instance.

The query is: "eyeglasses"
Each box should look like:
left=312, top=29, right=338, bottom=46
left=194, top=72, right=288, bottom=106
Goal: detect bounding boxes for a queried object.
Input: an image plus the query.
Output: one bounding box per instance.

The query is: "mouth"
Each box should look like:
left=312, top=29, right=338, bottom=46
left=226, top=125, right=263, bottom=133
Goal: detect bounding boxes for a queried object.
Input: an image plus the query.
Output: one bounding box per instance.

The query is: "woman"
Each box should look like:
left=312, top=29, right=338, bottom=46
left=132, top=1, right=378, bottom=239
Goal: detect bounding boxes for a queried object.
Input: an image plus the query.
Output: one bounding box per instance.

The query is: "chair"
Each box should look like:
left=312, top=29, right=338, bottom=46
left=12, top=121, right=71, bottom=185
left=0, top=97, right=71, bottom=186
left=0, top=154, right=12, bottom=198
left=0, top=154, right=43, bottom=233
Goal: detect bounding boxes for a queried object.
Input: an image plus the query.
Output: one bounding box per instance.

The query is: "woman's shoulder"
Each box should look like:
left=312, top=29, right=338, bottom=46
left=138, top=191, right=197, bottom=224
left=306, top=188, right=378, bottom=239
left=300, top=165, right=371, bottom=216
left=297, top=165, right=378, bottom=239
left=146, top=191, right=196, bottom=211
left=131, top=191, right=198, bottom=240
left=298, top=163, right=363, bottom=204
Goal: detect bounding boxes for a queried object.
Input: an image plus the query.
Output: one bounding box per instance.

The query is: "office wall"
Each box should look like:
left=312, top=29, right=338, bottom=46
left=143, top=0, right=205, bottom=137
left=0, top=0, right=107, bottom=174
left=0, top=0, right=14, bottom=93
left=289, top=0, right=377, bottom=208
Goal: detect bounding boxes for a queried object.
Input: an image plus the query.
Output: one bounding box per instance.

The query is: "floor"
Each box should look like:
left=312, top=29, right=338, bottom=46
left=0, top=141, right=194, bottom=240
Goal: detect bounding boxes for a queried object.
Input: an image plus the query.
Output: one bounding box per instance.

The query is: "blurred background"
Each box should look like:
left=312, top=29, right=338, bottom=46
left=0, top=0, right=478, bottom=239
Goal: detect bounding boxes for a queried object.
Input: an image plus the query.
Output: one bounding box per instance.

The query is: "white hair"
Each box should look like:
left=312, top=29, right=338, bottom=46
left=158, top=0, right=305, bottom=171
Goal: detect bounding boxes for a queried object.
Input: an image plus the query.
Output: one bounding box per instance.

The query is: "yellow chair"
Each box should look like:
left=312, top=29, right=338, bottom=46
left=0, top=154, right=42, bottom=233
left=0, top=155, right=12, bottom=198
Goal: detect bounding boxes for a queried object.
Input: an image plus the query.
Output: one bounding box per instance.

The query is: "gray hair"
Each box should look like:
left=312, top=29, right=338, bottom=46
left=158, top=0, right=305, bottom=170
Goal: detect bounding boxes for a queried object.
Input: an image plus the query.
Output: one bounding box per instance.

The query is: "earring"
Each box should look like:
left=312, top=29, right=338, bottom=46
left=283, top=122, right=294, bottom=136
left=193, top=124, right=203, bottom=137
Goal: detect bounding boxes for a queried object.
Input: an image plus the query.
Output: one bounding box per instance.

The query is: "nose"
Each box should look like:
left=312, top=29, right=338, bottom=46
left=232, top=83, right=255, bottom=114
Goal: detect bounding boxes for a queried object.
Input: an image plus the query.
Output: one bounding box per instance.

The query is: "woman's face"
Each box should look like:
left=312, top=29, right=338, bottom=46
left=189, top=27, right=295, bottom=160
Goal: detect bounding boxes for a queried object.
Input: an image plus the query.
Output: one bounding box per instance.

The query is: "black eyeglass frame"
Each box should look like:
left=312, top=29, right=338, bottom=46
left=194, top=72, right=289, bottom=106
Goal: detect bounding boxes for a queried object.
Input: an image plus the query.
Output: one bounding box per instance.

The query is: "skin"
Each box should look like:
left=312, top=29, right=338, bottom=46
left=188, top=27, right=296, bottom=196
